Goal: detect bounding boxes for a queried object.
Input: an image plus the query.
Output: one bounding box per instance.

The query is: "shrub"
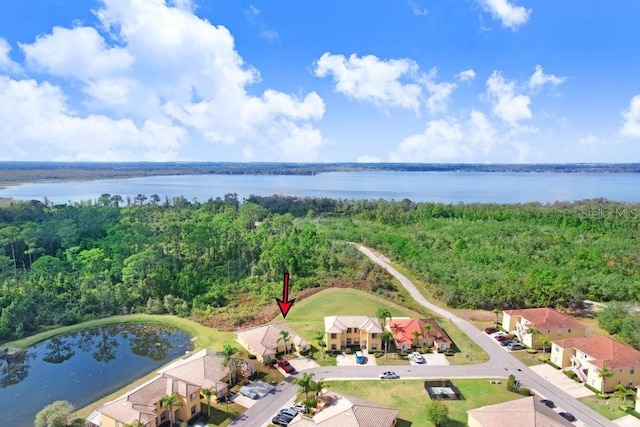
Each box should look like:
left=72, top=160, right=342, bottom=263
left=527, top=349, right=538, bottom=354
left=584, top=383, right=602, bottom=394
left=345, top=347, right=352, bottom=355
left=518, top=387, right=531, bottom=396
left=248, top=354, right=257, bottom=360
left=263, top=357, right=276, bottom=367
left=564, top=370, right=578, bottom=380
left=545, top=359, right=561, bottom=370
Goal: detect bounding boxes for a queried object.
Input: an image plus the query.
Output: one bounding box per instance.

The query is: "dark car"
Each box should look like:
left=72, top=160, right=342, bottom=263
left=485, top=327, right=499, bottom=334
left=495, top=335, right=511, bottom=342
left=559, top=412, right=576, bottom=422
left=277, top=359, right=296, bottom=374
left=279, top=408, right=298, bottom=419
left=540, top=399, right=555, bottom=408
left=500, top=339, right=514, bottom=347
left=271, top=415, right=293, bottom=426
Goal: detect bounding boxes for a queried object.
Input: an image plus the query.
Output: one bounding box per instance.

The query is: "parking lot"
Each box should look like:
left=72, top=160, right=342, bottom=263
left=336, top=350, right=378, bottom=366
left=230, top=381, right=276, bottom=408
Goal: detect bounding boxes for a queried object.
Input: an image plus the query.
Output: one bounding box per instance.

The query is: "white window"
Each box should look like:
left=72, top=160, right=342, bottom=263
left=372, top=344, right=378, bottom=350
left=631, top=367, right=635, bottom=374
left=190, top=392, right=196, bottom=400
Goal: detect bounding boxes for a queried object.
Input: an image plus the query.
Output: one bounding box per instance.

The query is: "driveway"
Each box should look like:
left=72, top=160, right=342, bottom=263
left=288, top=356, right=321, bottom=371
left=409, top=352, right=450, bottom=366
left=336, top=351, right=377, bottom=366
left=529, top=364, right=594, bottom=399
left=231, top=393, right=258, bottom=408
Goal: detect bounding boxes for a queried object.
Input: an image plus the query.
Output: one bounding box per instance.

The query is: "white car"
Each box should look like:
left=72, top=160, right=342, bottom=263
left=411, top=352, right=425, bottom=363
left=491, top=331, right=507, bottom=338
left=379, top=371, right=399, bottom=379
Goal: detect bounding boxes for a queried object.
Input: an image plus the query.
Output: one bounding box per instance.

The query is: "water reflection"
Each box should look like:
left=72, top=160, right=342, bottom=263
left=42, top=336, right=75, bottom=364
left=0, top=351, right=34, bottom=388
left=0, top=322, right=193, bottom=427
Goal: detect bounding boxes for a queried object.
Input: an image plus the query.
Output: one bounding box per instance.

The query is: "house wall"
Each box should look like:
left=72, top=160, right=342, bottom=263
left=502, top=313, right=518, bottom=332
left=550, top=343, right=573, bottom=368
left=467, top=414, right=483, bottom=427
left=517, top=322, right=585, bottom=349
left=586, top=363, right=640, bottom=393
left=325, top=330, right=381, bottom=350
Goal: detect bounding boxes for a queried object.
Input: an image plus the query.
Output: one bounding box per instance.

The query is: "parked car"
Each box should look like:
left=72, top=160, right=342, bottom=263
left=559, top=412, right=576, bottom=422
left=271, top=414, right=293, bottom=426
left=491, top=331, right=507, bottom=338
left=411, top=352, right=425, bottom=363
left=484, top=327, right=499, bottom=334
left=292, top=403, right=306, bottom=413
left=500, top=340, right=514, bottom=347
left=379, top=371, right=399, bottom=379
left=239, top=386, right=260, bottom=400
left=507, top=342, right=524, bottom=351
left=277, top=359, right=296, bottom=374
left=495, top=335, right=511, bottom=342
left=279, top=408, right=299, bottom=419
left=540, top=399, right=555, bottom=408
left=355, top=350, right=366, bottom=364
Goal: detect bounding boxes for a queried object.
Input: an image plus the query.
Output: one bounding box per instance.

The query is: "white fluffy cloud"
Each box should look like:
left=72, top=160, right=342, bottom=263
left=456, top=69, right=476, bottom=82
left=480, top=0, right=531, bottom=30
left=529, top=65, right=566, bottom=89
left=486, top=71, right=532, bottom=125
left=314, top=53, right=423, bottom=112
left=389, top=110, right=496, bottom=162
left=0, top=76, right=186, bottom=160
left=0, top=38, right=21, bottom=73
left=1, top=0, right=325, bottom=161
left=621, top=95, right=640, bottom=138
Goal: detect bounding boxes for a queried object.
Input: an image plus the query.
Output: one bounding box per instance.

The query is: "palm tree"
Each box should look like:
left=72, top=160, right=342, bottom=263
left=201, top=387, right=214, bottom=418
left=293, top=372, right=316, bottom=401
left=491, top=308, right=502, bottom=325
left=222, top=344, right=240, bottom=386
left=376, top=308, right=391, bottom=328
left=526, top=326, right=540, bottom=348
left=314, top=378, right=325, bottom=398
left=422, top=323, right=433, bottom=349
left=313, top=331, right=326, bottom=360
left=379, top=330, right=394, bottom=357
left=598, top=363, right=613, bottom=394
left=160, top=392, right=183, bottom=426
left=539, top=336, right=551, bottom=355
left=412, top=330, right=422, bottom=350
left=613, top=385, right=636, bottom=405
left=278, top=330, right=291, bottom=356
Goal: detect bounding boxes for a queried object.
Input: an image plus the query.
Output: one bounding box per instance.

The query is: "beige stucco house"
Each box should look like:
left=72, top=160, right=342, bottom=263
left=386, top=317, right=451, bottom=352
left=502, top=308, right=586, bottom=349
left=324, top=316, right=383, bottom=351
left=235, top=322, right=309, bottom=362
left=551, top=335, right=640, bottom=393
left=85, top=348, right=228, bottom=427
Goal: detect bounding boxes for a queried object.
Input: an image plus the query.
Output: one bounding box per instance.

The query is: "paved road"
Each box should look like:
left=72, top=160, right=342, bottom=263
left=356, top=244, right=615, bottom=427
left=230, top=245, right=617, bottom=427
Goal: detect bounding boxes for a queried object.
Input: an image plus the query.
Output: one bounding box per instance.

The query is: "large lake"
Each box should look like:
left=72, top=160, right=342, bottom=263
left=0, top=323, right=193, bottom=427
left=0, top=171, right=639, bottom=204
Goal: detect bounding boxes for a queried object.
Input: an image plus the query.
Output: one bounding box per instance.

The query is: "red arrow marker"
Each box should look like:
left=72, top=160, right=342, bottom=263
left=276, top=273, right=296, bottom=318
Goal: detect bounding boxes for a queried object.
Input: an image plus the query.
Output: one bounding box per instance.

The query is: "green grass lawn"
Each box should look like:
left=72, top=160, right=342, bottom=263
left=579, top=395, right=634, bottom=421
left=327, top=378, right=523, bottom=426
left=281, top=287, right=423, bottom=342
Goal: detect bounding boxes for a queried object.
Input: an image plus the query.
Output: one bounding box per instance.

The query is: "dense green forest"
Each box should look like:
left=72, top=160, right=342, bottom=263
left=1, top=194, right=639, bottom=348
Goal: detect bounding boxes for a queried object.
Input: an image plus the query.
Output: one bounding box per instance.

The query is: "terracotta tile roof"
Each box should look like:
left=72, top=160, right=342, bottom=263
left=387, top=318, right=451, bottom=345
left=553, top=335, right=640, bottom=369
left=467, top=396, right=573, bottom=426
left=504, top=308, right=585, bottom=330
left=324, top=316, right=383, bottom=334
left=235, top=322, right=309, bottom=358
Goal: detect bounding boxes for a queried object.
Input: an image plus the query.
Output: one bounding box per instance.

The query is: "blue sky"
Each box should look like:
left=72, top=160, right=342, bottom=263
left=0, top=0, right=639, bottom=163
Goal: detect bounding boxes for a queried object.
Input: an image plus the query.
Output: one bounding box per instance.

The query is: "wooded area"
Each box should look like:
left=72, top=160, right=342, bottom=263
left=1, top=195, right=639, bottom=348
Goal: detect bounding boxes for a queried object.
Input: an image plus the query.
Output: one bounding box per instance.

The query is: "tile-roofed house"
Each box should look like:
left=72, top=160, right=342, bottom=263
left=467, top=396, right=574, bottom=427
left=288, top=391, right=398, bottom=427
left=235, top=322, right=309, bottom=362
left=551, top=335, right=640, bottom=392
left=324, top=316, right=383, bottom=351
left=86, top=348, right=229, bottom=427
left=387, top=318, right=451, bottom=352
left=502, top=308, right=586, bottom=349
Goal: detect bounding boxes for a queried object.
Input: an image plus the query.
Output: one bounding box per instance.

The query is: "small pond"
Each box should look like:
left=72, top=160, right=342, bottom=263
left=0, top=323, right=193, bottom=427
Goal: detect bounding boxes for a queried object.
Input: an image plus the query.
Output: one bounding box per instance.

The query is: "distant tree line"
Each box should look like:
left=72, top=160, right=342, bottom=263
left=1, top=194, right=639, bottom=349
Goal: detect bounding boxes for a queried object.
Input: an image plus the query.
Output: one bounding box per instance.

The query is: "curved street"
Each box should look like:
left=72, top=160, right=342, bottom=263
left=230, top=245, right=616, bottom=427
